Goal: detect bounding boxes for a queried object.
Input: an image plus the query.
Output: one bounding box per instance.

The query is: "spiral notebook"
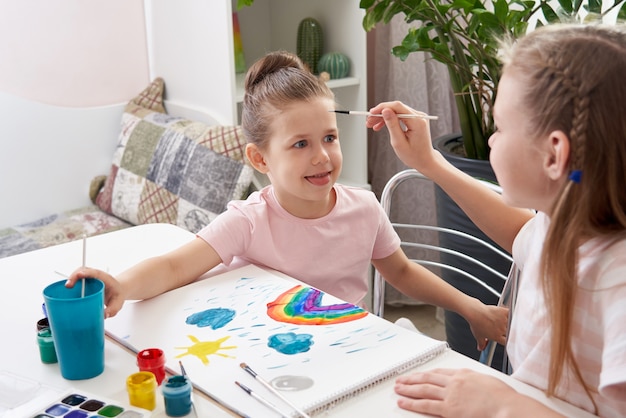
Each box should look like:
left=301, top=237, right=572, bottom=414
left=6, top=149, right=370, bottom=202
left=105, top=264, right=448, bottom=417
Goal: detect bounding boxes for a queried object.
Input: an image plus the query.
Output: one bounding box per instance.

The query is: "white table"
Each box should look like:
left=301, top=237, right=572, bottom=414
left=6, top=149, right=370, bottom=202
left=0, top=224, right=594, bottom=417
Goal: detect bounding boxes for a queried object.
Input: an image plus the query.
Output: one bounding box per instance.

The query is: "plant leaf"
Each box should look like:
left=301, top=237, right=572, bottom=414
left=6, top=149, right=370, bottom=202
left=236, top=0, right=255, bottom=9
left=588, top=0, right=602, bottom=14
left=362, top=1, right=389, bottom=31
left=619, top=1, right=626, bottom=20
left=494, top=0, right=509, bottom=22
left=392, top=45, right=411, bottom=61
left=540, top=2, right=560, bottom=22
left=557, top=0, right=573, bottom=14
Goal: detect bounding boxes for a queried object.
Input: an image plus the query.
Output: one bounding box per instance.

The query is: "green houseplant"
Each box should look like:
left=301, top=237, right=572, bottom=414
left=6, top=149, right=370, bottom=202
left=360, top=0, right=626, bottom=160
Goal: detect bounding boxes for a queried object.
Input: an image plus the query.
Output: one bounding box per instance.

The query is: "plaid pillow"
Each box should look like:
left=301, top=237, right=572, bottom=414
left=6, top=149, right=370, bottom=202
left=95, top=78, right=253, bottom=233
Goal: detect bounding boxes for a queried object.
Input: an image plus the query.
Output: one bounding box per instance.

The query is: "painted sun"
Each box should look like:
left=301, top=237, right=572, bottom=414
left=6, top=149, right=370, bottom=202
left=175, top=335, right=237, bottom=365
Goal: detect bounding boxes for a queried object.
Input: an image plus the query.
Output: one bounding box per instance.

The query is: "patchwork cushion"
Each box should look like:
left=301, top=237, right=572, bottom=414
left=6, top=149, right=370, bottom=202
left=0, top=206, right=131, bottom=258
left=95, top=78, right=254, bottom=233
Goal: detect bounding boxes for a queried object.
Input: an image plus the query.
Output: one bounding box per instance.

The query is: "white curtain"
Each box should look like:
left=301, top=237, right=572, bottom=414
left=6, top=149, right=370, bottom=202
left=367, top=16, right=461, bottom=305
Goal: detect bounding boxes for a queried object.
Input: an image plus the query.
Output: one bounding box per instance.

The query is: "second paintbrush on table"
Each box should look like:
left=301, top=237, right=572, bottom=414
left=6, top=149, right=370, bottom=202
left=240, top=362, right=311, bottom=418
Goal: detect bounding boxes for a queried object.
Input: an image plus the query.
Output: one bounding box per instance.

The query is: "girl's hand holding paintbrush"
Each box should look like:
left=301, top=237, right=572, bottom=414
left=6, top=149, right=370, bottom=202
left=65, top=268, right=125, bottom=318
left=62, top=236, right=125, bottom=318
left=365, top=102, right=441, bottom=177
left=65, top=238, right=213, bottom=319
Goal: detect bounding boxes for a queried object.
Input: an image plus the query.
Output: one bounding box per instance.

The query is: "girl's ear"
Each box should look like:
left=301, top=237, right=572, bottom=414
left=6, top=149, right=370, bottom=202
left=545, top=130, right=571, bottom=181
left=246, top=143, right=269, bottom=174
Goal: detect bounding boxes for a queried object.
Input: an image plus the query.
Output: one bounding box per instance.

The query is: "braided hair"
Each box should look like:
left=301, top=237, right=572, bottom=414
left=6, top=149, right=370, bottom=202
left=499, top=24, right=626, bottom=412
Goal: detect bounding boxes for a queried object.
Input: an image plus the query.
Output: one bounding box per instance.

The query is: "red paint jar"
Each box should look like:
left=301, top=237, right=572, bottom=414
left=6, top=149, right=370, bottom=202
left=137, top=348, right=166, bottom=385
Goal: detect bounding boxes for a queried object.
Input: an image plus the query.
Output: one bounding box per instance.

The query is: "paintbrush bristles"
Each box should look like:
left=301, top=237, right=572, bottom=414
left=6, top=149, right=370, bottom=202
left=330, top=109, right=438, bottom=120
left=240, top=362, right=256, bottom=376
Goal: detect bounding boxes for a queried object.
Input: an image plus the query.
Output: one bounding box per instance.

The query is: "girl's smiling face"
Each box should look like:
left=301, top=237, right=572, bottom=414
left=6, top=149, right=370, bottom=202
left=249, top=97, right=342, bottom=218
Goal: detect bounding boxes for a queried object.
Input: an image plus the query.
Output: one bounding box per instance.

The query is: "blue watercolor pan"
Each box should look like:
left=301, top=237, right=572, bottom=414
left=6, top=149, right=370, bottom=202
left=29, top=389, right=149, bottom=418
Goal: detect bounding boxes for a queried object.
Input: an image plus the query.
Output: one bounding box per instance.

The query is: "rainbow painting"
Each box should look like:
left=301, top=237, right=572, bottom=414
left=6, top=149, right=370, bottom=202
left=267, top=285, right=368, bottom=325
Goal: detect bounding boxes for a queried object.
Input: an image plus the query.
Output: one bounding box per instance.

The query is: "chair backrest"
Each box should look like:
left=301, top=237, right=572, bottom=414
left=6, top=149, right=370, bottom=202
left=373, top=168, right=519, bottom=371
left=373, top=169, right=512, bottom=316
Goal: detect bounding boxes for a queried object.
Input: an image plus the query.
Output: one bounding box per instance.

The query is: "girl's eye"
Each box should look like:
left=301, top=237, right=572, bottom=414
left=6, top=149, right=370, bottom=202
left=294, top=140, right=307, bottom=149
left=324, top=135, right=336, bottom=143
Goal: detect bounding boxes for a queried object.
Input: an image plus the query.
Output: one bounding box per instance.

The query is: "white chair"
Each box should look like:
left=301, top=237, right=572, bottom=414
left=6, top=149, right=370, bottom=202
left=373, top=169, right=520, bottom=372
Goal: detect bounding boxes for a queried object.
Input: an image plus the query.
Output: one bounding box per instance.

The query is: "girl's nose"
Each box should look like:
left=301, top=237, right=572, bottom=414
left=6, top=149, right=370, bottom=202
left=312, top=146, right=330, bottom=165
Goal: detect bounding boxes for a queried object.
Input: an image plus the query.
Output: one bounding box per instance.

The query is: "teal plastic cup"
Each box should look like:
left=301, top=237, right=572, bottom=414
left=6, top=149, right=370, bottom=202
left=42, top=278, right=105, bottom=380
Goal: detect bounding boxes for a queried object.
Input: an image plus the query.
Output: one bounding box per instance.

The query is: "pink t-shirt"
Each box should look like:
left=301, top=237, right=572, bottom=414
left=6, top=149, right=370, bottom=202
left=197, top=184, right=400, bottom=306
left=509, top=212, right=626, bottom=417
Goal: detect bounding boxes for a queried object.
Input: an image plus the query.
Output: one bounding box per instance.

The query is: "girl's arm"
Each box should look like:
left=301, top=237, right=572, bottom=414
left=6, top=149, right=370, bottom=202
left=367, top=101, right=533, bottom=253
left=373, top=249, right=508, bottom=349
left=66, top=237, right=222, bottom=318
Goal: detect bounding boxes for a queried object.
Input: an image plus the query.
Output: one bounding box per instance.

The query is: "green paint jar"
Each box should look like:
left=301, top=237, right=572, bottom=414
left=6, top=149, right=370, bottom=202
left=318, top=52, right=350, bottom=79
left=37, top=328, right=58, bottom=364
left=297, top=17, right=323, bottom=74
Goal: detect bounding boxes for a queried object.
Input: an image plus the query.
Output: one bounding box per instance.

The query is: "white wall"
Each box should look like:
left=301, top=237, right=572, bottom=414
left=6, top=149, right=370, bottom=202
left=0, top=0, right=237, bottom=228
left=0, top=0, right=150, bottom=106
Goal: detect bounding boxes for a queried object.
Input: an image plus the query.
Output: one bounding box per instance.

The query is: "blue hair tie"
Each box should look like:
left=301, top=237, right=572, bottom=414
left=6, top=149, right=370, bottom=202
left=568, top=170, right=582, bottom=184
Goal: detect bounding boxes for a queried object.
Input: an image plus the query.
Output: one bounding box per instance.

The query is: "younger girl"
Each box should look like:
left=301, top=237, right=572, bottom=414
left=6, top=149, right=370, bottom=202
left=368, top=24, right=626, bottom=417
left=68, top=51, right=507, bottom=350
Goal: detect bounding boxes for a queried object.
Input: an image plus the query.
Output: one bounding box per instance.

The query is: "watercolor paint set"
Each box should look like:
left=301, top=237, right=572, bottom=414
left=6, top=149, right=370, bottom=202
left=0, top=371, right=149, bottom=418
left=29, top=390, right=150, bottom=418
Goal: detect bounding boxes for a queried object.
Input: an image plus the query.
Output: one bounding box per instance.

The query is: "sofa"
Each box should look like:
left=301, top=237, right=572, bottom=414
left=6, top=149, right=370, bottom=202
left=0, top=78, right=255, bottom=259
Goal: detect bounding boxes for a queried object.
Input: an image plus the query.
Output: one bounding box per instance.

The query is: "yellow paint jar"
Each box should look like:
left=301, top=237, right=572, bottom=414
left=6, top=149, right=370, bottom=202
left=126, top=371, right=157, bottom=411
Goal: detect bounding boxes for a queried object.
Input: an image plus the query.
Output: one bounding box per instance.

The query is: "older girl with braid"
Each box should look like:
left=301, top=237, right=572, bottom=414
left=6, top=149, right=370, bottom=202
left=368, top=24, right=626, bottom=417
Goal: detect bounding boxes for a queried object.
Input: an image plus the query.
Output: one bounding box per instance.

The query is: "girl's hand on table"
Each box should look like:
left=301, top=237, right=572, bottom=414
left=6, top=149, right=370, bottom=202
left=394, top=368, right=563, bottom=417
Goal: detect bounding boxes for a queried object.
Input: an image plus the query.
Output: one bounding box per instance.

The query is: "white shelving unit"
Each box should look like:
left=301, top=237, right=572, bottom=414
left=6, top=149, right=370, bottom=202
left=147, top=0, right=368, bottom=189
left=237, top=0, right=369, bottom=189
